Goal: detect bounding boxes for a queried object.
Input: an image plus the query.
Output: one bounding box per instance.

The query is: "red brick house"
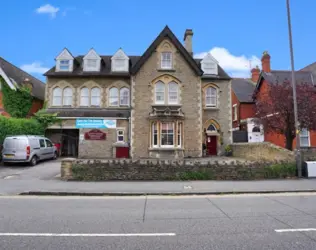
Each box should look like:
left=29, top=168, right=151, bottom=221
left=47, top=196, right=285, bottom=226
left=0, top=57, right=45, bottom=117
left=232, top=52, right=316, bottom=149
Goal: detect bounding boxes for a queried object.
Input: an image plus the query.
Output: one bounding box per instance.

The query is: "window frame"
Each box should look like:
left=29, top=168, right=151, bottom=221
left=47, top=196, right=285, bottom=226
left=80, top=87, right=90, bottom=107
left=117, top=129, right=124, bottom=142
left=177, top=122, right=182, bottom=147
left=109, top=87, right=119, bottom=107
left=300, top=129, right=310, bottom=147
left=52, top=87, right=62, bottom=106
left=84, top=59, right=99, bottom=71
left=119, top=87, right=130, bottom=106
left=168, top=82, right=178, bottom=104
left=62, top=87, right=73, bottom=107
left=152, top=122, right=158, bottom=148
left=59, top=60, right=70, bottom=71
left=233, top=104, right=238, bottom=121
left=91, top=87, right=101, bottom=107
left=205, top=86, right=217, bottom=107
left=161, top=52, right=172, bottom=69
left=160, top=122, right=175, bottom=148
left=155, top=81, right=165, bottom=104
left=112, top=58, right=128, bottom=72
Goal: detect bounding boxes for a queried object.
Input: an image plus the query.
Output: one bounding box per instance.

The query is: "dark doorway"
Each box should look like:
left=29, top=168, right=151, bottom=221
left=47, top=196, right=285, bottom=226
left=207, top=136, right=217, bottom=155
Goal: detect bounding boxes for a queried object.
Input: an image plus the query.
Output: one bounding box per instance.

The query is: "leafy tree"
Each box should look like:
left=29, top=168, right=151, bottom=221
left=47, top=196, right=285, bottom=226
left=33, top=102, right=60, bottom=128
left=254, top=81, right=316, bottom=150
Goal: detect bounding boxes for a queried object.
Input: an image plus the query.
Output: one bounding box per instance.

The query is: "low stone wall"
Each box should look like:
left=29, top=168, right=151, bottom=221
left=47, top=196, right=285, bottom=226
left=301, top=147, right=316, bottom=161
left=231, top=142, right=295, bottom=162
left=61, top=158, right=296, bottom=181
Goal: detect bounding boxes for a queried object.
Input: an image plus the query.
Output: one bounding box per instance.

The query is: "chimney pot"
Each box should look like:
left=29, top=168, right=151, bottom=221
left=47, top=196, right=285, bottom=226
left=261, top=51, right=271, bottom=72
left=184, top=29, right=193, bottom=56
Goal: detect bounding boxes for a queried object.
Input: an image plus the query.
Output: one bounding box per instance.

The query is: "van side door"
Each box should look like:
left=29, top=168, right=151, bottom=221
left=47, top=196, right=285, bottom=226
left=45, top=139, right=54, bottom=158
left=38, top=139, right=47, bottom=160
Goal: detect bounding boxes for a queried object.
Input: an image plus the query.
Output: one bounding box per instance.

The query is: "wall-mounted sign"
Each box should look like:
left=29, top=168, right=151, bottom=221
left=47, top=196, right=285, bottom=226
left=76, top=119, right=116, bottom=129
left=84, top=129, right=106, bottom=140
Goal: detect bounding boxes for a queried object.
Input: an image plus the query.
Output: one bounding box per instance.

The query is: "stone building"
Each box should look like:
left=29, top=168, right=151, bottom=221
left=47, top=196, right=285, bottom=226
left=44, top=26, right=232, bottom=159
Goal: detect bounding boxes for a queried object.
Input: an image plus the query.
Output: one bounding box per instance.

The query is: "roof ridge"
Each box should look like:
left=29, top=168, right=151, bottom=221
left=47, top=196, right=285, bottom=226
left=300, top=61, right=316, bottom=71
left=0, top=56, right=45, bottom=85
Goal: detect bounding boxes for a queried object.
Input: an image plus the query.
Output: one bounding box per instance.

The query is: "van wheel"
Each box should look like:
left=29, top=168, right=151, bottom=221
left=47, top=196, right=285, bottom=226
left=53, top=152, right=58, bottom=160
left=30, top=156, right=38, bottom=166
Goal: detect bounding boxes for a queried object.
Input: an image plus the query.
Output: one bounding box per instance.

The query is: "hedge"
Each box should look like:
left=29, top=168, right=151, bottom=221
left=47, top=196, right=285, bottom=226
left=0, top=116, right=44, bottom=144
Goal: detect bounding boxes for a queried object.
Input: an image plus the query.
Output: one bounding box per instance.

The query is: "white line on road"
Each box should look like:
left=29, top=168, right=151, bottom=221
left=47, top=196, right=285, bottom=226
left=275, top=228, right=316, bottom=233
left=0, top=233, right=176, bottom=237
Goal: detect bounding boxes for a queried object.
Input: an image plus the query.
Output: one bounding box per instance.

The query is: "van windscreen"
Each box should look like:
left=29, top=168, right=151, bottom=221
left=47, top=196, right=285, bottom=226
left=4, top=138, right=28, bottom=149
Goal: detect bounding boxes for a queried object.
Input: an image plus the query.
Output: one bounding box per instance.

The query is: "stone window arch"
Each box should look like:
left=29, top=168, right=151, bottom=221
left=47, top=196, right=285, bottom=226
left=207, top=124, right=217, bottom=132
left=205, top=86, right=217, bottom=107
left=155, top=81, right=165, bottom=104
left=52, top=87, right=62, bottom=106
left=168, top=81, right=178, bottom=104
left=109, top=87, right=119, bottom=106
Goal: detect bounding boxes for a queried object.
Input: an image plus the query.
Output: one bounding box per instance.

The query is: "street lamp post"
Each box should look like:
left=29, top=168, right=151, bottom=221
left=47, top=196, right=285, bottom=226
left=286, top=0, right=302, bottom=177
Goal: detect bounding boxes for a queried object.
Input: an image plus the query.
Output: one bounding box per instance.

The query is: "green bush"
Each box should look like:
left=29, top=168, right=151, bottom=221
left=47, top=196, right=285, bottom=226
left=0, top=116, right=44, bottom=144
left=178, top=170, right=214, bottom=180
left=264, top=162, right=296, bottom=178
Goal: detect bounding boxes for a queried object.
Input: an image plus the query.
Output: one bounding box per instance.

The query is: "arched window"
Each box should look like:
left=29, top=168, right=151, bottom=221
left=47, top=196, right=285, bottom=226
left=206, top=87, right=217, bottom=107
left=52, top=87, right=62, bottom=106
left=168, top=82, right=178, bottom=104
left=207, top=124, right=217, bottom=132
left=63, top=87, right=72, bottom=106
left=155, top=81, right=165, bottom=104
left=80, top=87, right=89, bottom=106
left=252, top=126, right=261, bottom=133
left=91, top=87, right=101, bottom=106
left=109, top=87, right=119, bottom=106
left=120, top=87, right=129, bottom=106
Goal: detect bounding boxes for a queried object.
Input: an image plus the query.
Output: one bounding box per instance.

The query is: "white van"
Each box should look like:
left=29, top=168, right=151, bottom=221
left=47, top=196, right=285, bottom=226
left=2, top=135, right=57, bottom=166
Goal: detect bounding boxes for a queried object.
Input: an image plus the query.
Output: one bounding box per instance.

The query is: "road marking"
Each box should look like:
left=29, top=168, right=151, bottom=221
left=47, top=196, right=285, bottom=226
left=275, top=228, right=316, bottom=233
left=0, top=233, right=176, bottom=237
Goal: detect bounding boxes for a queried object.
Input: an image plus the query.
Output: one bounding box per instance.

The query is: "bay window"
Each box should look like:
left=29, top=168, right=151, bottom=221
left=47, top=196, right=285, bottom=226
left=151, top=121, right=183, bottom=148
left=161, top=122, right=174, bottom=147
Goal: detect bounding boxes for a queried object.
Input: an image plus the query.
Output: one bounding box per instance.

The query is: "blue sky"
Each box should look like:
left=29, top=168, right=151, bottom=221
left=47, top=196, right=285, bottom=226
left=1, top=0, right=315, bottom=81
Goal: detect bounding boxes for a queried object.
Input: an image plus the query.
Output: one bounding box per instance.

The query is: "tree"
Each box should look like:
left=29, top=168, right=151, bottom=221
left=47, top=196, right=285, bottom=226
left=254, top=81, right=316, bottom=150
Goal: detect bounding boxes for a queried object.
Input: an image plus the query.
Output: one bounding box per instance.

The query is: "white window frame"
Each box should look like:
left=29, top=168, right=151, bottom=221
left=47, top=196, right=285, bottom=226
left=233, top=104, right=238, bottom=121
left=117, top=129, right=124, bottom=142
left=109, top=87, right=119, bottom=107
left=168, top=82, right=178, bottom=104
left=84, top=59, right=99, bottom=71
left=160, top=122, right=174, bottom=148
left=52, top=87, right=62, bottom=106
left=80, top=87, right=90, bottom=107
left=120, top=88, right=130, bottom=106
left=205, top=87, right=217, bottom=107
left=152, top=122, right=158, bottom=148
left=62, top=87, right=73, bottom=106
left=202, top=62, right=217, bottom=75
left=161, top=52, right=172, bottom=69
left=177, top=122, right=182, bottom=147
left=91, top=87, right=101, bottom=106
left=155, top=81, right=165, bottom=104
left=59, top=60, right=70, bottom=71
left=300, top=129, right=310, bottom=147
left=112, top=59, right=128, bottom=72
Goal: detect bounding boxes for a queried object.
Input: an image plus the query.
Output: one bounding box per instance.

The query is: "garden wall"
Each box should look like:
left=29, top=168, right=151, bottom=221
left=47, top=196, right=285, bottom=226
left=61, top=158, right=296, bottom=181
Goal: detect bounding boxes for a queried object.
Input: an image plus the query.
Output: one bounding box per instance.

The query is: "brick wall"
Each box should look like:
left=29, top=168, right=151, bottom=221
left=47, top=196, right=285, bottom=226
left=232, top=142, right=295, bottom=162
left=61, top=158, right=296, bottom=181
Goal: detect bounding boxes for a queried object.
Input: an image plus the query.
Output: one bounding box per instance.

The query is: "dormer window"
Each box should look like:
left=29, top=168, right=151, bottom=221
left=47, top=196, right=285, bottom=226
left=161, top=52, right=172, bottom=69
left=83, top=49, right=101, bottom=72
left=201, top=53, right=218, bottom=75
left=111, top=48, right=129, bottom=72
left=55, top=48, right=74, bottom=72
left=59, top=60, right=70, bottom=71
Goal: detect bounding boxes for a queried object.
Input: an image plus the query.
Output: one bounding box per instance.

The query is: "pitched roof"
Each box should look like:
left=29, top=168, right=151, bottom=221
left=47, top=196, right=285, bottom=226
left=231, top=78, right=256, bottom=103
left=194, top=59, right=231, bottom=80
left=0, top=57, right=45, bottom=100
left=256, top=70, right=315, bottom=91
left=130, top=26, right=203, bottom=75
left=44, top=55, right=141, bottom=77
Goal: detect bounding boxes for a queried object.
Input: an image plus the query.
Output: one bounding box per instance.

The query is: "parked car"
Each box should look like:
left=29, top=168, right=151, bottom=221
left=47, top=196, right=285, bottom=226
left=2, top=135, right=58, bottom=166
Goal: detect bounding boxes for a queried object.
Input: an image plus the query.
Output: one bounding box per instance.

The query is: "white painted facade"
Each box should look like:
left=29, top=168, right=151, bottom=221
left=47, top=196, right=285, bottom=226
left=111, top=48, right=129, bottom=72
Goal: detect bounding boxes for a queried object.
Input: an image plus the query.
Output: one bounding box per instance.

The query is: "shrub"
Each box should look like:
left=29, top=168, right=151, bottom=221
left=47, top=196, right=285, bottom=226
left=0, top=116, right=44, bottom=144
left=264, top=162, right=296, bottom=178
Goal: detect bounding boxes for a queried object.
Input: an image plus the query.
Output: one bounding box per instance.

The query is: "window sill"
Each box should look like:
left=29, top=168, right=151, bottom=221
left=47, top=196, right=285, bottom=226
left=149, top=147, right=184, bottom=151
left=204, top=107, right=219, bottom=110
left=157, top=69, right=176, bottom=72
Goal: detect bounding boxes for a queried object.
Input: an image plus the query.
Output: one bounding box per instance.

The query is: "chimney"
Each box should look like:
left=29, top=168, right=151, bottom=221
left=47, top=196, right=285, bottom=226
left=251, top=66, right=260, bottom=83
left=261, top=51, right=271, bottom=72
left=184, top=29, right=193, bottom=56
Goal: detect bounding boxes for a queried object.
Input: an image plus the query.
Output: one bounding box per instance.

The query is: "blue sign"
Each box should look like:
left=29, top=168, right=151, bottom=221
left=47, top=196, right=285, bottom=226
left=76, top=119, right=116, bottom=129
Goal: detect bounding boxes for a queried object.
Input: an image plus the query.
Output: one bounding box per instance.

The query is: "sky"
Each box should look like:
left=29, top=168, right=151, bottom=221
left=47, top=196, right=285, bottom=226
left=1, top=0, right=315, bottom=81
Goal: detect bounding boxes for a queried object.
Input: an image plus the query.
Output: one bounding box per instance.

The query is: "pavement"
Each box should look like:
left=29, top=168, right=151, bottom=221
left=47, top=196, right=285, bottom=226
left=1, top=193, right=316, bottom=249
left=1, top=159, right=316, bottom=195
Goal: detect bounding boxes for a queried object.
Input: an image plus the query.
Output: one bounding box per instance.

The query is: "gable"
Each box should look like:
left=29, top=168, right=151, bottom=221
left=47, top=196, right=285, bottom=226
left=56, top=48, right=74, bottom=60
left=112, top=48, right=129, bottom=60
left=131, top=26, right=202, bottom=75
left=83, top=48, right=101, bottom=60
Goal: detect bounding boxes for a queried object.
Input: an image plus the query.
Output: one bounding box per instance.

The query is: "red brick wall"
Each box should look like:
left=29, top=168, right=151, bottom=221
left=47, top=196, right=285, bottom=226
left=231, top=90, right=240, bottom=128
left=28, top=99, right=43, bottom=116
left=240, top=103, right=255, bottom=120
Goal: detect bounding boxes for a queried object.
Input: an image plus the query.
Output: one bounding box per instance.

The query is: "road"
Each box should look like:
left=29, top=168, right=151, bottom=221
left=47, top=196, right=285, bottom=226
left=0, top=193, right=316, bottom=249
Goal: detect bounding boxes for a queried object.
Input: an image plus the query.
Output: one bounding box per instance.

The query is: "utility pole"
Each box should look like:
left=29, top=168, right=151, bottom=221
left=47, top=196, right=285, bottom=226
left=286, top=0, right=302, bottom=177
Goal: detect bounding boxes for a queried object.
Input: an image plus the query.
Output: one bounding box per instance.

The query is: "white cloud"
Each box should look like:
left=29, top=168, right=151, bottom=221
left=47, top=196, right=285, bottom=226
left=195, top=47, right=261, bottom=78
left=36, top=4, right=59, bottom=18
left=20, top=62, right=49, bottom=74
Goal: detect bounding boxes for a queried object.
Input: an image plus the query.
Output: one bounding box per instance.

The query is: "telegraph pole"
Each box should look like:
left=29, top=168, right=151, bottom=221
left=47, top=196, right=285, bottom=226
left=286, top=0, right=302, bottom=177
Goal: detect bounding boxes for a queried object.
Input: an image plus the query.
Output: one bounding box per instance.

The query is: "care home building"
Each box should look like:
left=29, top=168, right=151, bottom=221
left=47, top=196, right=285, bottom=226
left=44, top=26, right=232, bottom=159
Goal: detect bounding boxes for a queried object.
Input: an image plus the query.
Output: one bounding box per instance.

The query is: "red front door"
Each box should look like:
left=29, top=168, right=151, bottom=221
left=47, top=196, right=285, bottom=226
left=207, top=136, right=217, bottom=155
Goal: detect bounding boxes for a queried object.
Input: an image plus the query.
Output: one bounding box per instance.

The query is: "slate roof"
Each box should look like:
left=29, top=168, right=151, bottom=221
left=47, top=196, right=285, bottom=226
left=262, top=70, right=314, bottom=85
left=0, top=57, right=45, bottom=100
left=44, top=56, right=141, bottom=77
left=231, top=78, right=256, bottom=103
left=45, top=108, right=130, bottom=118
